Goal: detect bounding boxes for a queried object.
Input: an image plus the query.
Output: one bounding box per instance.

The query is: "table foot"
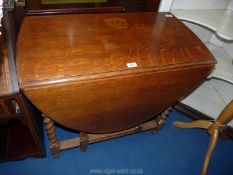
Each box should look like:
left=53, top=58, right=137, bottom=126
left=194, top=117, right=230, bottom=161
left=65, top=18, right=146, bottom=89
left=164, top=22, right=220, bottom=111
left=173, top=120, right=212, bottom=129
left=43, top=114, right=60, bottom=158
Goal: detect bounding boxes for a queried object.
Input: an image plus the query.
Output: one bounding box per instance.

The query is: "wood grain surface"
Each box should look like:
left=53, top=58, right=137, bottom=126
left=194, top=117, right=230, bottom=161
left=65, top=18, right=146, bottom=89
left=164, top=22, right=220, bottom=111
left=17, top=12, right=215, bottom=87
left=0, top=31, right=13, bottom=96
left=16, top=12, right=216, bottom=133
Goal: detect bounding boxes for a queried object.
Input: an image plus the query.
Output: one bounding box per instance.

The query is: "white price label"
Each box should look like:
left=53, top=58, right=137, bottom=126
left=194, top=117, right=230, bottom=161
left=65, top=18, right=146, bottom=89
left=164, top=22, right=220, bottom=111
left=127, top=62, right=138, bottom=68
left=165, top=14, right=173, bottom=18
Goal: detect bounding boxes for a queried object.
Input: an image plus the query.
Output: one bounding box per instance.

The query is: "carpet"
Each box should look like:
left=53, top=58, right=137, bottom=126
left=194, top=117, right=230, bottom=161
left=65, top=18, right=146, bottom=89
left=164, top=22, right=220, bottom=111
left=0, top=110, right=232, bottom=175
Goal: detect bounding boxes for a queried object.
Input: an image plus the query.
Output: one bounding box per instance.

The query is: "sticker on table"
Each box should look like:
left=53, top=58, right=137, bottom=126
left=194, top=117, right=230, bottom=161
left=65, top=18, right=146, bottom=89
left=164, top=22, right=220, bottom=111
left=165, top=14, right=173, bottom=17
left=127, top=62, right=138, bottom=68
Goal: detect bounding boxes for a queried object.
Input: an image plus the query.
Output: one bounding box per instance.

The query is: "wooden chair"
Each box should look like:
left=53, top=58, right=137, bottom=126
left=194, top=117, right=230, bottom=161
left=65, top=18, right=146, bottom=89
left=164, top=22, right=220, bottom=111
left=173, top=100, right=233, bottom=175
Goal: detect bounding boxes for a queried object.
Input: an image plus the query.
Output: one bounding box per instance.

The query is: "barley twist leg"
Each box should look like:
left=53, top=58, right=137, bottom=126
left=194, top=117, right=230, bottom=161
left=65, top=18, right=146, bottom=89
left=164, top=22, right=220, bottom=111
left=152, top=107, right=172, bottom=134
left=43, top=114, right=60, bottom=158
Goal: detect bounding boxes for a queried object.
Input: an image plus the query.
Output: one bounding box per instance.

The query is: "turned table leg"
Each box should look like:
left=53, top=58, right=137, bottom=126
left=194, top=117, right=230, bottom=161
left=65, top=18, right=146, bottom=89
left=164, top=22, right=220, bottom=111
left=41, top=107, right=173, bottom=157
left=152, top=107, right=172, bottom=134
left=42, top=114, right=60, bottom=158
left=80, top=132, right=89, bottom=152
left=173, top=100, right=233, bottom=175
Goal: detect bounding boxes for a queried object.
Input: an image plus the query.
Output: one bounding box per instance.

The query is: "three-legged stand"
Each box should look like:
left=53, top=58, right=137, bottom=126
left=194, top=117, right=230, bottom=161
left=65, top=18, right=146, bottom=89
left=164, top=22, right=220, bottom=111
left=173, top=100, right=233, bottom=175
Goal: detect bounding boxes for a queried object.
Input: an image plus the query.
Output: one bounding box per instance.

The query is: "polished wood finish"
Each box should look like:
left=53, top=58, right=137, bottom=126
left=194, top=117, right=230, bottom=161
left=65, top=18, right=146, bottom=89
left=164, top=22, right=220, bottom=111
left=173, top=100, right=233, bottom=175
left=152, top=107, right=172, bottom=134
left=17, top=13, right=215, bottom=85
left=1, top=0, right=25, bottom=93
left=43, top=114, right=59, bottom=158
left=43, top=108, right=172, bottom=158
left=21, top=66, right=213, bottom=134
left=0, top=1, right=45, bottom=161
left=27, top=0, right=125, bottom=15
left=17, top=12, right=215, bottom=134
left=0, top=27, right=13, bottom=96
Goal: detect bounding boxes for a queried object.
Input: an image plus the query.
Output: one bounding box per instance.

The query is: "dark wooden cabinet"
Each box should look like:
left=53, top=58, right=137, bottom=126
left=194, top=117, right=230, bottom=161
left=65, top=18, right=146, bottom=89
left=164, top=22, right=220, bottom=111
left=0, top=0, right=45, bottom=162
left=26, top=0, right=161, bottom=15
left=27, top=0, right=125, bottom=15
left=0, top=94, right=45, bottom=162
left=0, top=37, right=45, bottom=161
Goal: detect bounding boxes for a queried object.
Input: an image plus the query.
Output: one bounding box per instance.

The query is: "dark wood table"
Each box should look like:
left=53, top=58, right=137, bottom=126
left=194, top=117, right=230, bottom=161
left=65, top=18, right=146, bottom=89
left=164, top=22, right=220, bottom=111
left=16, top=12, right=216, bottom=157
left=0, top=23, right=45, bottom=162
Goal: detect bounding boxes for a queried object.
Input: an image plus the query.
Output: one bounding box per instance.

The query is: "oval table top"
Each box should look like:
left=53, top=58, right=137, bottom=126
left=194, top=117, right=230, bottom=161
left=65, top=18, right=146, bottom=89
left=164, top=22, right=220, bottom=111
left=17, top=12, right=215, bottom=89
left=16, top=12, right=216, bottom=133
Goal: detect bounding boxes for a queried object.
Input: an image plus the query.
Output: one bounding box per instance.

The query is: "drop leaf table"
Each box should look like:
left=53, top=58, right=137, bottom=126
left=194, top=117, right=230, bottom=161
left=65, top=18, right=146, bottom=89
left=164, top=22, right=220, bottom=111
left=16, top=12, right=216, bottom=157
